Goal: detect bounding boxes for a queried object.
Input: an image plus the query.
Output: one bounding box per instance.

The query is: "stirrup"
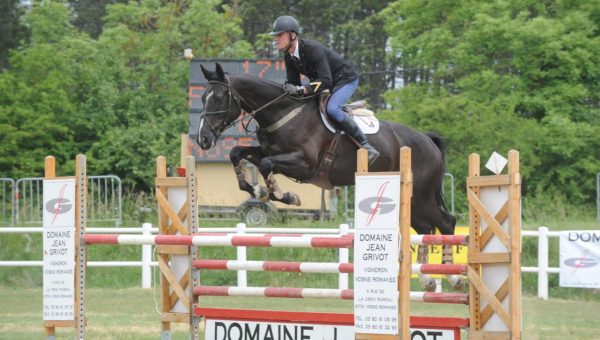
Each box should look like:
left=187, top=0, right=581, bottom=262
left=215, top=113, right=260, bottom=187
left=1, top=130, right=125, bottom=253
left=368, top=150, right=380, bottom=165
left=364, top=145, right=380, bottom=165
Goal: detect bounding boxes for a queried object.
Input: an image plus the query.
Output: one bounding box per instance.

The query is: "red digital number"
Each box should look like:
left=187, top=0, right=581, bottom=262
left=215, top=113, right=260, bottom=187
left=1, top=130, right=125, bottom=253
left=256, top=60, right=272, bottom=78
left=189, top=85, right=205, bottom=108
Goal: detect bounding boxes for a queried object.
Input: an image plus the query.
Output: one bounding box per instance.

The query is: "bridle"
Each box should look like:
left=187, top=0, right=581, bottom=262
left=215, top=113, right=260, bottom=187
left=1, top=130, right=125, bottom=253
left=199, top=80, right=243, bottom=141
left=199, top=77, right=288, bottom=139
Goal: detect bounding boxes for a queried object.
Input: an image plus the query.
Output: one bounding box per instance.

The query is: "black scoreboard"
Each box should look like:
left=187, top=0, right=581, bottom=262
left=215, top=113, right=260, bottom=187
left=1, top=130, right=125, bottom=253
left=188, top=59, right=288, bottom=162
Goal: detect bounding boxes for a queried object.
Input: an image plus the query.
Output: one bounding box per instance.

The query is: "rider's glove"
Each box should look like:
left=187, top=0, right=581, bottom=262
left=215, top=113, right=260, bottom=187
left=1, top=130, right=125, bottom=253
left=284, top=83, right=304, bottom=96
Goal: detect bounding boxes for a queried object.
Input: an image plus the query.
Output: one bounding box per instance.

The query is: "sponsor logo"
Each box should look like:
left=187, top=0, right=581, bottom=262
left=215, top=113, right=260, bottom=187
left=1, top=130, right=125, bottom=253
left=564, top=250, right=598, bottom=270
left=45, top=184, right=72, bottom=225
left=358, top=181, right=395, bottom=226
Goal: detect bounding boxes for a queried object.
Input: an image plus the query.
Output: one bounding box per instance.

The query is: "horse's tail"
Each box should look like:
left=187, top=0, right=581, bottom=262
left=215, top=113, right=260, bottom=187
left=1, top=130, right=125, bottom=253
left=426, top=132, right=452, bottom=214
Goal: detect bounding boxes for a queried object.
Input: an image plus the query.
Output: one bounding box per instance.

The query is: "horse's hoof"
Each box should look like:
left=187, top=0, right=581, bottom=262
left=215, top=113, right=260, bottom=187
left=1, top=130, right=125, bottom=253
left=447, top=275, right=465, bottom=290
left=254, top=185, right=269, bottom=202
left=419, top=275, right=436, bottom=292
left=284, top=192, right=302, bottom=206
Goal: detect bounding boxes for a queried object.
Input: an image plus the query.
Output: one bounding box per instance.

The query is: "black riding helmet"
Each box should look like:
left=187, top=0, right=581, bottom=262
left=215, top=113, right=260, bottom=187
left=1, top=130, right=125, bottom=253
left=269, top=16, right=302, bottom=35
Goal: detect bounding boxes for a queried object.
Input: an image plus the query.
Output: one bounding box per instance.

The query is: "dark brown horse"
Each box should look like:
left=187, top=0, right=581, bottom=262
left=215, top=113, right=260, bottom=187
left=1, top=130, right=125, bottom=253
left=197, top=64, right=460, bottom=289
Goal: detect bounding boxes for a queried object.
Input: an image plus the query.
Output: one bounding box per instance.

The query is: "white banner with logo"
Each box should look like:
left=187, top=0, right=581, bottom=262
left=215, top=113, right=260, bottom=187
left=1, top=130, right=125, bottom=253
left=559, top=230, right=600, bottom=288
left=43, top=178, right=76, bottom=321
left=354, top=175, right=400, bottom=335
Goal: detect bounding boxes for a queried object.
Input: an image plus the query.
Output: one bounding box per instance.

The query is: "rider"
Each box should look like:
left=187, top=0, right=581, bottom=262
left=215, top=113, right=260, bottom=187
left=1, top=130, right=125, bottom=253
left=269, top=15, right=380, bottom=164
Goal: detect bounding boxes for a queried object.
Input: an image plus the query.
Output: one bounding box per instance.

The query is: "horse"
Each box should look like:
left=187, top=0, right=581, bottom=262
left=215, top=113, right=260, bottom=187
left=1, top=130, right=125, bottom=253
left=197, top=63, right=461, bottom=290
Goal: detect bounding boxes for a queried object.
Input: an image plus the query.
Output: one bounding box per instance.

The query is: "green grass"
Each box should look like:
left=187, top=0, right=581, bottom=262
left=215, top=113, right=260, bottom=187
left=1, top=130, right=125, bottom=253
left=2, top=193, right=600, bottom=338
left=1, top=287, right=599, bottom=339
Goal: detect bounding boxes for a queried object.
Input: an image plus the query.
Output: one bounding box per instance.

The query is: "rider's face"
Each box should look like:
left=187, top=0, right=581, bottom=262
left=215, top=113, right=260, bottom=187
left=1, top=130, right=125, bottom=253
left=273, top=32, right=292, bottom=51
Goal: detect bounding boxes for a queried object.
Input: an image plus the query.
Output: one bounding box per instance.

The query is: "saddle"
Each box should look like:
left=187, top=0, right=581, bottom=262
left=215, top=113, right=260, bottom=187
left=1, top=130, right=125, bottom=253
left=309, top=92, right=378, bottom=189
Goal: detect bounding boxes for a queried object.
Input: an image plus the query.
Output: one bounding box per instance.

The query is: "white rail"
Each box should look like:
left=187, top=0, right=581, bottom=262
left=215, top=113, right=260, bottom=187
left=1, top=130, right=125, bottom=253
left=522, top=226, right=562, bottom=300
left=0, top=223, right=353, bottom=290
left=0, top=224, right=567, bottom=299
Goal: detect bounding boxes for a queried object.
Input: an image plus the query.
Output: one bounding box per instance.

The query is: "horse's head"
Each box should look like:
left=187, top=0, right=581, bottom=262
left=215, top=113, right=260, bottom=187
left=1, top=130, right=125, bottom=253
left=197, top=63, right=242, bottom=150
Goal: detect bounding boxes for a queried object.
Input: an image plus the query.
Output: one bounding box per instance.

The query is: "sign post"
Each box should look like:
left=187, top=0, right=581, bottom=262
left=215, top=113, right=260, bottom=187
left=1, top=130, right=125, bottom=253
left=43, top=155, right=87, bottom=339
left=354, top=147, right=412, bottom=340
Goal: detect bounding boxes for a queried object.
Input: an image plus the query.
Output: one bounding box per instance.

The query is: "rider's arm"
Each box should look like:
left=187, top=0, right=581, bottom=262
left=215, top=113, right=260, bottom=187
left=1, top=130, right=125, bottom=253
left=307, top=43, right=333, bottom=92
left=284, top=54, right=302, bottom=86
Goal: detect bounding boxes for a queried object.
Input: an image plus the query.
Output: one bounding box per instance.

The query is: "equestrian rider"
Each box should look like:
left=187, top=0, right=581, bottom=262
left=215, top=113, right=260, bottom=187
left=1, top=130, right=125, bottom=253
left=269, top=15, right=380, bottom=164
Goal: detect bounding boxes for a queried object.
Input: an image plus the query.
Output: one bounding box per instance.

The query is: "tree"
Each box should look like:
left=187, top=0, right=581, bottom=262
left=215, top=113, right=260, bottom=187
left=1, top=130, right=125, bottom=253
left=68, top=0, right=128, bottom=39
left=88, top=0, right=252, bottom=190
left=0, top=0, right=29, bottom=69
left=0, top=2, right=103, bottom=177
left=0, top=0, right=253, bottom=191
left=382, top=0, right=600, bottom=209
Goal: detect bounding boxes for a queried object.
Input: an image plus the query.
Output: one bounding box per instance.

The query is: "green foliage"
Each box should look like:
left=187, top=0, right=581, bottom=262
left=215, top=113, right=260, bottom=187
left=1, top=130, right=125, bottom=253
left=0, top=0, right=599, bottom=215
left=382, top=0, right=600, bottom=213
left=0, top=0, right=252, bottom=189
left=0, top=0, right=29, bottom=69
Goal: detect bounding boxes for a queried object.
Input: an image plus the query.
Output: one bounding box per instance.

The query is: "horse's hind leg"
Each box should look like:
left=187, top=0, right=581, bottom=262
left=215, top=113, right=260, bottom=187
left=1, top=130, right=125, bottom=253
left=412, top=217, right=437, bottom=292
left=229, top=146, right=269, bottom=201
left=417, top=244, right=437, bottom=292
left=437, top=210, right=464, bottom=289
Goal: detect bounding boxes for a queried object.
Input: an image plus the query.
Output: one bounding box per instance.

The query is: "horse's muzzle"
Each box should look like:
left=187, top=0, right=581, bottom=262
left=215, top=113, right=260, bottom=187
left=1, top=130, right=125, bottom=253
left=199, top=135, right=213, bottom=150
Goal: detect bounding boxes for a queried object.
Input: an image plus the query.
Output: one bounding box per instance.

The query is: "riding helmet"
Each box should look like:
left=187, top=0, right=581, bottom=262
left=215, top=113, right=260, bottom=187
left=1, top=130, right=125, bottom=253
left=269, top=16, right=301, bottom=35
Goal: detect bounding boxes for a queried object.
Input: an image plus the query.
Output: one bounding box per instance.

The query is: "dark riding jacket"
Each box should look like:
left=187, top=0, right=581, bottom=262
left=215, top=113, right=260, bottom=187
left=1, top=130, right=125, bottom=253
left=284, top=39, right=358, bottom=93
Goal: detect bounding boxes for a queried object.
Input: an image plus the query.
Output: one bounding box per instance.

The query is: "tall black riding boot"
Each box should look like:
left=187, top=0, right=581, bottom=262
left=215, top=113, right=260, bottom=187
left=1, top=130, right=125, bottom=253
left=338, top=115, right=380, bottom=164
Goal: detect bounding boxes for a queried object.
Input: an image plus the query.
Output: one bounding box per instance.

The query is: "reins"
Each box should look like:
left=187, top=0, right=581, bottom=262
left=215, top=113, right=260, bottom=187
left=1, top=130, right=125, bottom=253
left=202, top=76, right=296, bottom=136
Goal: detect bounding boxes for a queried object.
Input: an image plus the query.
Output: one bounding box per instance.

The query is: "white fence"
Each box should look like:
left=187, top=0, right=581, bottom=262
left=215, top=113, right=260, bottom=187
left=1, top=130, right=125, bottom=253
left=0, top=225, right=570, bottom=299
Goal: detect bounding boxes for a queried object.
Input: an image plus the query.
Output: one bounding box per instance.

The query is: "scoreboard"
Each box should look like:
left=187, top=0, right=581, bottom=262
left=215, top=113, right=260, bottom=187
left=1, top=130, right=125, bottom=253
left=188, top=59, right=289, bottom=162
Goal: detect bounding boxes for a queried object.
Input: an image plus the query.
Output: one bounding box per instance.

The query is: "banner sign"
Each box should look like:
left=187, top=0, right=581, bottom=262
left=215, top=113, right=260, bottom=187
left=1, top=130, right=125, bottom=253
left=410, top=226, right=468, bottom=278
left=353, top=175, right=400, bottom=335
left=205, top=319, right=353, bottom=340
left=560, top=230, right=600, bottom=288
left=204, top=319, right=457, bottom=340
left=43, top=178, right=76, bottom=321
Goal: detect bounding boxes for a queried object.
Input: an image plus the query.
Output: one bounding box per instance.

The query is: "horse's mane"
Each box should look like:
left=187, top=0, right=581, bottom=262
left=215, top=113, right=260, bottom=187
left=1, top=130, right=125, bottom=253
left=230, top=74, right=283, bottom=91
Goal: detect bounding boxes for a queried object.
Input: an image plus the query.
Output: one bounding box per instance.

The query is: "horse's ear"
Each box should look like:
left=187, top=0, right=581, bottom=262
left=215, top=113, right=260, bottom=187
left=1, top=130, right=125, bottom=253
left=215, top=63, right=225, bottom=81
left=200, top=64, right=212, bottom=80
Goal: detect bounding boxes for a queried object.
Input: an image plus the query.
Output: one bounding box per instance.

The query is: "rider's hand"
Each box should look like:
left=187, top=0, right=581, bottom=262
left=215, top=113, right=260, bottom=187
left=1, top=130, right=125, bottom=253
left=284, top=83, right=304, bottom=96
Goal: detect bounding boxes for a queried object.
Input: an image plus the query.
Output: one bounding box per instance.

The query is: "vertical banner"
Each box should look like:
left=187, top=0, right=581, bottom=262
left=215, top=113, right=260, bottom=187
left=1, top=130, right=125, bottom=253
left=560, top=231, right=600, bottom=288
left=43, top=179, right=76, bottom=321
left=354, top=175, right=400, bottom=335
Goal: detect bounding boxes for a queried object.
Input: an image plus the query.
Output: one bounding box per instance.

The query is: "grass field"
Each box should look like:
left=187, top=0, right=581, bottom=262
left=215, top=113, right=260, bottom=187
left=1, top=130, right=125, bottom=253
left=1, top=287, right=599, bottom=339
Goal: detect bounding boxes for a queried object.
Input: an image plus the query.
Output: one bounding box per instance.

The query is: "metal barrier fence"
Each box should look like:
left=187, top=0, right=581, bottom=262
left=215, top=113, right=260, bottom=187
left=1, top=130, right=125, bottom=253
left=0, top=178, right=15, bottom=225
left=15, top=175, right=122, bottom=226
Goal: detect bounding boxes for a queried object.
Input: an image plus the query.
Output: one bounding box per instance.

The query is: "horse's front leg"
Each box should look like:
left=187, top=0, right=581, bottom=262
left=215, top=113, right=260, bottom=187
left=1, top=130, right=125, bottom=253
left=229, top=146, right=269, bottom=201
left=257, top=151, right=309, bottom=206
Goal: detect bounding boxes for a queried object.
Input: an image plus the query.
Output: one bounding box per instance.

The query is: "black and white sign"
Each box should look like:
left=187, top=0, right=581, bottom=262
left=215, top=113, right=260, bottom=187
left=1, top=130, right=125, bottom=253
left=353, top=175, right=400, bottom=335
left=204, top=319, right=353, bottom=340
left=560, top=230, right=600, bottom=288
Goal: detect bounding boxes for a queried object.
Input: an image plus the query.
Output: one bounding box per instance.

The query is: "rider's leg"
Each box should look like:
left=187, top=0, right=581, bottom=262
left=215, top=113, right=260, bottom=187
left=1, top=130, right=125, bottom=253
left=327, top=79, right=380, bottom=164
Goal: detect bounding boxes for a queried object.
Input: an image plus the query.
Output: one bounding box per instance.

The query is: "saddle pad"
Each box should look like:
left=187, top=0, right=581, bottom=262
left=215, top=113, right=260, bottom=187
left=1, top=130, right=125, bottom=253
left=320, top=110, right=380, bottom=135
left=352, top=108, right=375, bottom=117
